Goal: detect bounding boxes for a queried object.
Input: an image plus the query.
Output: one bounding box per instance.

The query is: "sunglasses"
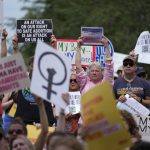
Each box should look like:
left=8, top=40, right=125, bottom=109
left=70, top=79, right=77, bottom=83
left=123, top=61, right=135, bottom=67
left=8, top=129, right=23, bottom=135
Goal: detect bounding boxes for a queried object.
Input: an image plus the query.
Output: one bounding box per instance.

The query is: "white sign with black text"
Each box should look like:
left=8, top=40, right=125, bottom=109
left=65, top=91, right=81, bottom=114
left=135, top=31, right=150, bottom=64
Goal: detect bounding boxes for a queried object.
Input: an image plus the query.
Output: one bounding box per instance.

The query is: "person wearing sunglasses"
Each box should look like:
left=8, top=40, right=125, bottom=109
left=69, top=74, right=80, bottom=92
left=113, top=56, right=150, bottom=109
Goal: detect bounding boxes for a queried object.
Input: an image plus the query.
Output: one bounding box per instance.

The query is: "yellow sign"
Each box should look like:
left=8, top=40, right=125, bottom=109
left=81, top=81, right=132, bottom=150
left=27, top=125, right=55, bottom=143
left=8, top=103, right=17, bottom=117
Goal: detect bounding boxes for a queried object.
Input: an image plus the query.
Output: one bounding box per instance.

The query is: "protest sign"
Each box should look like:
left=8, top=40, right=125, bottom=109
left=81, top=81, right=131, bottom=150
left=16, top=19, right=53, bottom=43
left=113, top=52, right=127, bottom=76
left=65, top=91, right=81, bottom=114
left=0, top=53, right=30, bottom=95
left=134, top=115, right=150, bottom=142
left=117, top=94, right=150, bottom=116
left=93, top=39, right=114, bottom=67
left=31, top=41, right=71, bottom=109
left=81, top=27, right=104, bottom=45
left=56, top=38, right=114, bottom=69
left=56, top=39, right=93, bottom=66
left=135, top=31, right=150, bottom=64
left=27, top=125, right=55, bottom=143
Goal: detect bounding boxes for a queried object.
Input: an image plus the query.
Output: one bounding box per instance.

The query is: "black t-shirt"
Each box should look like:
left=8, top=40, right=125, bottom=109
left=130, top=140, right=150, bottom=150
left=14, top=89, right=56, bottom=125
left=113, top=76, right=150, bottom=108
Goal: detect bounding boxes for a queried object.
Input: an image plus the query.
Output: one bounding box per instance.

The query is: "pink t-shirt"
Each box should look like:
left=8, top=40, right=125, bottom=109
left=77, top=63, right=114, bottom=94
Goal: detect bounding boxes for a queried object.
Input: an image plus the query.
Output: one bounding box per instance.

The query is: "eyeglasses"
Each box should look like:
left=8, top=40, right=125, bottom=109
left=123, top=61, right=135, bottom=67
left=70, top=79, right=77, bottom=83
left=8, top=129, right=23, bottom=135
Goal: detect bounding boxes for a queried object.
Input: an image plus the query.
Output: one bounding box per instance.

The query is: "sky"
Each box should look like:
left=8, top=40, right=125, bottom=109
left=3, top=0, right=26, bottom=38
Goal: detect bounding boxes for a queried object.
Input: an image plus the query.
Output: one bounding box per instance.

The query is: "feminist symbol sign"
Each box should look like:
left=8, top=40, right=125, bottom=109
left=31, top=41, right=71, bottom=108
left=38, top=52, right=67, bottom=99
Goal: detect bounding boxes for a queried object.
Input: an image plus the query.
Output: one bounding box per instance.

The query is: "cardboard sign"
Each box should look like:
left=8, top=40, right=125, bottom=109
left=0, top=53, right=30, bottom=94
left=81, top=27, right=104, bottom=45
left=135, top=31, right=150, bottom=64
left=65, top=91, right=81, bottom=114
left=56, top=39, right=93, bottom=66
left=81, top=81, right=131, bottom=150
left=16, top=19, right=53, bottom=43
left=31, top=41, right=71, bottom=109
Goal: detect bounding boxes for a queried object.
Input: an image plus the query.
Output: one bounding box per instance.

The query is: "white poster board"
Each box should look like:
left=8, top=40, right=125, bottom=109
left=56, top=39, right=93, bottom=66
left=113, top=52, right=127, bottom=76
left=31, top=41, right=71, bottom=109
left=134, top=115, right=150, bottom=142
left=117, top=95, right=150, bottom=116
left=0, top=53, right=30, bottom=94
left=135, top=31, right=150, bottom=64
left=65, top=91, right=81, bottom=114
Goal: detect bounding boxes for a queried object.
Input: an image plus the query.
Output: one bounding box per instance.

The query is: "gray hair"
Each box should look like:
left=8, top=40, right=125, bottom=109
left=87, top=62, right=103, bottom=72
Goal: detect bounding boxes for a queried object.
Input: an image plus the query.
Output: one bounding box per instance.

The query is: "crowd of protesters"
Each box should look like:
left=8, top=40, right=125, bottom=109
left=0, top=27, right=150, bottom=150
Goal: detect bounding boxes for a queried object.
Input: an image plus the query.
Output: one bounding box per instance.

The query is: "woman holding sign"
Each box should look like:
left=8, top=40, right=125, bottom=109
left=75, top=36, right=114, bottom=94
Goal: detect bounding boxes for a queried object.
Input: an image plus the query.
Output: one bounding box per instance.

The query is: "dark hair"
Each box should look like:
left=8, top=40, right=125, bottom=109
left=120, top=110, right=141, bottom=139
left=10, top=117, right=27, bottom=136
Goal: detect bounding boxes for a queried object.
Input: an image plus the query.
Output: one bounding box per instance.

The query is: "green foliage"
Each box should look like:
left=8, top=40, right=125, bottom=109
left=17, top=0, right=150, bottom=76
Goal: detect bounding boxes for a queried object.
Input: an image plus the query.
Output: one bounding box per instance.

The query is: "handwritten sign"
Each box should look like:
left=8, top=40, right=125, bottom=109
left=134, top=115, right=150, bottom=142
left=65, top=91, right=81, bottom=114
left=56, top=39, right=93, bottom=66
left=16, top=19, right=53, bottom=43
left=0, top=53, right=30, bottom=94
left=81, top=81, right=131, bottom=150
left=135, top=31, right=150, bottom=64
left=31, top=41, right=71, bottom=109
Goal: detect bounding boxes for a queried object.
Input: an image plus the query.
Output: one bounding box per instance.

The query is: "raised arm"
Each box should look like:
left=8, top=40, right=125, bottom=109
left=55, top=93, right=70, bottom=132
left=101, top=36, right=112, bottom=64
left=2, top=93, right=13, bottom=110
left=75, top=38, right=83, bottom=73
left=34, top=96, right=48, bottom=150
left=50, top=35, right=57, bottom=48
left=1, top=29, right=8, bottom=57
left=12, top=34, right=19, bottom=54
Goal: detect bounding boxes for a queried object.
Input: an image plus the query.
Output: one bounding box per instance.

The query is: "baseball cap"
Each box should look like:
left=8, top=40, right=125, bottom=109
left=123, top=56, right=136, bottom=63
